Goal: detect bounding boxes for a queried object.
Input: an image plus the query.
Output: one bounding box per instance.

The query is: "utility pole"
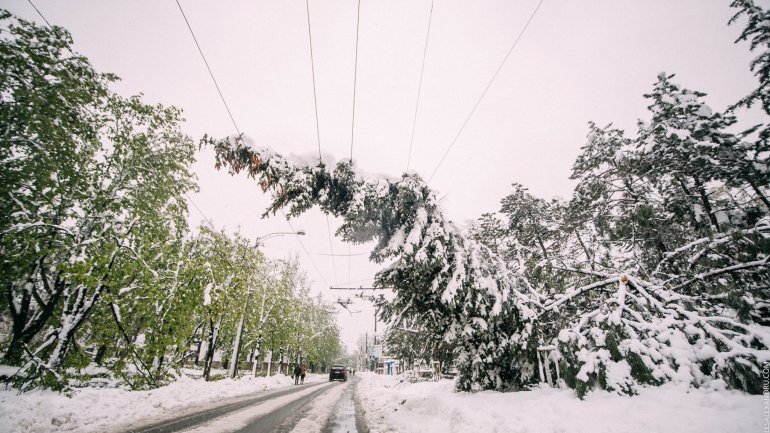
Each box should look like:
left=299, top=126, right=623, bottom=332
left=374, top=306, right=378, bottom=345
left=329, top=286, right=391, bottom=373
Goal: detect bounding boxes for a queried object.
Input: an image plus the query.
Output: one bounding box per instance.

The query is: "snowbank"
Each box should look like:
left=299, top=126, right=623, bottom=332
left=0, top=372, right=322, bottom=432
left=356, top=372, right=763, bottom=433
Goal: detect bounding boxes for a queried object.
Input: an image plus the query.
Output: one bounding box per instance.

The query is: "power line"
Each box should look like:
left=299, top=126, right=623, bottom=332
left=348, top=0, right=363, bottom=282
left=173, top=0, right=329, bottom=287
left=26, top=0, right=53, bottom=27
left=427, top=0, right=546, bottom=184
left=304, top=0, right=339, bottom=284
left=325, top=215, right=338, bottom=283
left=185, top=193, right=216, bottom=230
left=283, top=215, right=329, bottom=286
left=350, top=0, right=362, bottom=163
left=174, top=0, right=241, bottom=136
left=330, top=286, right=392, bottom=290
left=26, top=1, right=222, bottom=245
left=406, top=0, right=435, bottom=173
left=187, top=191, right=330, bottom=286
left=23, top=0, right=95, bottom=121
left=304, top=0, right=323, bottom=161
left=340, top=276, right=375, bottom=285
left=317, top=251, right=364, bottom=257
left=259, top=245, right=366, bottom=257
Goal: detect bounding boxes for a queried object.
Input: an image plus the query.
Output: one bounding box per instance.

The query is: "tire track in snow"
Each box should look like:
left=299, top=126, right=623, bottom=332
left=126, top=381, right=332, bottom=433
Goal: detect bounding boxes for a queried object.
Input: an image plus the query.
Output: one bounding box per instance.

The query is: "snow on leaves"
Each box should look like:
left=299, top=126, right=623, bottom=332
left=211, top=136, right=541, bottom=392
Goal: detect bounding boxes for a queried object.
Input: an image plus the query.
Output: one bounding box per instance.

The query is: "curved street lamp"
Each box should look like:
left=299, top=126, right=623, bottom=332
left=253, top=230, right=305, bottom=247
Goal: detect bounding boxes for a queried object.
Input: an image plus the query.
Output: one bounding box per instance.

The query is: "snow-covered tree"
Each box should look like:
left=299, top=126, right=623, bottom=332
left=85, top=236, right=205, bottom=389
left=728, top=0, right=770, bottom=207
left=210, top=138, right=542, bottom=391
left=469, top=72, right=770, bottom=397
left=0, top=12, right=196, bottom=389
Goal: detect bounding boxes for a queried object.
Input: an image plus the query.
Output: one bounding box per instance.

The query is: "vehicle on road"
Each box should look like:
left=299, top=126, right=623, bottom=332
left=329, top=364, right=348, bottom=382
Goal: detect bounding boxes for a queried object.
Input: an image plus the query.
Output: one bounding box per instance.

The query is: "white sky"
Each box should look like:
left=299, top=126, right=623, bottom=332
left=6, top=0, right=763, bottom=350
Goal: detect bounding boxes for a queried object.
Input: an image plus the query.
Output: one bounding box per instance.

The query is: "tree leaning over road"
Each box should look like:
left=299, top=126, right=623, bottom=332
left=210, top=1, right=769, bottom=396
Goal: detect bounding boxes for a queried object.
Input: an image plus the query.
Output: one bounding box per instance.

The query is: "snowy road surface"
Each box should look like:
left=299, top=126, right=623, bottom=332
left=125, top=378, right=364, bottom=433
left=321, top=375, right=367, bottom=433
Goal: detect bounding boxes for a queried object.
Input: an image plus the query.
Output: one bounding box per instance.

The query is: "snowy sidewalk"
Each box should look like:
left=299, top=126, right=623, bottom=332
left=356, top=372, right=763, bottom=433
left=0, top=371, right=322, bottom=433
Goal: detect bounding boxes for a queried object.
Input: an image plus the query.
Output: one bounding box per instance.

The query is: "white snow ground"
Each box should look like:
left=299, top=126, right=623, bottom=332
left=0, top=370, right=322, bottom=433
left=2, top=369, right=762, bottom=433
left=356, top=372, right=763, bottom=433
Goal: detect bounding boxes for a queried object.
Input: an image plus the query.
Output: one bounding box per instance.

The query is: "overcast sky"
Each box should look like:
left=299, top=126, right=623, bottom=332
left=6, top=0, right=763, bottom=350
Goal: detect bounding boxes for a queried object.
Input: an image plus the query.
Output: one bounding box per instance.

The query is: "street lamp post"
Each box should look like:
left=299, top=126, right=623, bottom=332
left=254, top=230, right=306, bottom=247
left=227, top=230, right=305, bottom=379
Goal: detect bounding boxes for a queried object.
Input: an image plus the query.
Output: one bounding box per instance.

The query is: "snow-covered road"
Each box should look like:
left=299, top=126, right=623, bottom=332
left=126, top=379, right=363, bottom=433
left=0, top=373, right=367, bottom=432
left=127, top=381, right=333, bottom=432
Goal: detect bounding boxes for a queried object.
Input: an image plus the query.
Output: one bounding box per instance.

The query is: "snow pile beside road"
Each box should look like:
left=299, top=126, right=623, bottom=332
left=0, top=372, right=318, bottom=433
left=356, top=372, right=762, bottom=433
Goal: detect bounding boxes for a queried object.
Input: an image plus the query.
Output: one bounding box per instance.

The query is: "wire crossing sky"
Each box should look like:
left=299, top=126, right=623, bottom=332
left=174, top=0, right=331, bottom=288
left=427, top=0, right=546, bottom=184
left=406, top=0, right=435, bottom=173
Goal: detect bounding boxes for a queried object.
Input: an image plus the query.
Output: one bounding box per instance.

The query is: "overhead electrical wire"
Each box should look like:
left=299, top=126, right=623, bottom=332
left=173, top=0, right=329, bottom=286
left=26, top=0, right=218, bottom=238
left=406, top=0, right=435, bottom=173
left=26, top=0, right=53, bottom=27
left=284, top=217, right=329, bottom=286
left=261, top=245, right=367, bottom=257
left=186, top=192, right=217, bottom=230
left=324, top=216, right=339, bottom=283
left=305, top=0, right=323, bottom=161
left=427, top=0, right=546, bottom=184
left=349, top=0, right=363, bottom=283
left=24, top=0, right=98, bottom=120
left=350, top=0, right=362, bottom=163
left=174, top=0, right=242, bottom=136
left=304, top=0, right=339, bottom=285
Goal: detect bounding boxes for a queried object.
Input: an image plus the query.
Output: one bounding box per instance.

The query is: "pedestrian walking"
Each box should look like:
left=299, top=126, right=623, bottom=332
left=293, top=364, right=301, bottom=385
left=300, top=365, right=306, bottom=384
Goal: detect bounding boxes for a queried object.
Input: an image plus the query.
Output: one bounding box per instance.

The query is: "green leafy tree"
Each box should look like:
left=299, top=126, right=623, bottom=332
left=0, top=12, right=196, bottom=390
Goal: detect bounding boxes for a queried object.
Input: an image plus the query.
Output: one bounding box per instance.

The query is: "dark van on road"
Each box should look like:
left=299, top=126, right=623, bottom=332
left=329, top=365, right=347, bottom=382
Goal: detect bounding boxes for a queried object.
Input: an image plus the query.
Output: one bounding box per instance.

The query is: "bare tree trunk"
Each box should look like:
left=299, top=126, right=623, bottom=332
left=3, top=267, right=64, bottom=365
left=203, top=315, right=222, bottom=381
left=693, top=176, right=721, bottom=234
left=748, top=178, right=770, bottom=211
left=228, top=307, right=246, bottom=379
left=46, top=282, right=105, bottom=372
